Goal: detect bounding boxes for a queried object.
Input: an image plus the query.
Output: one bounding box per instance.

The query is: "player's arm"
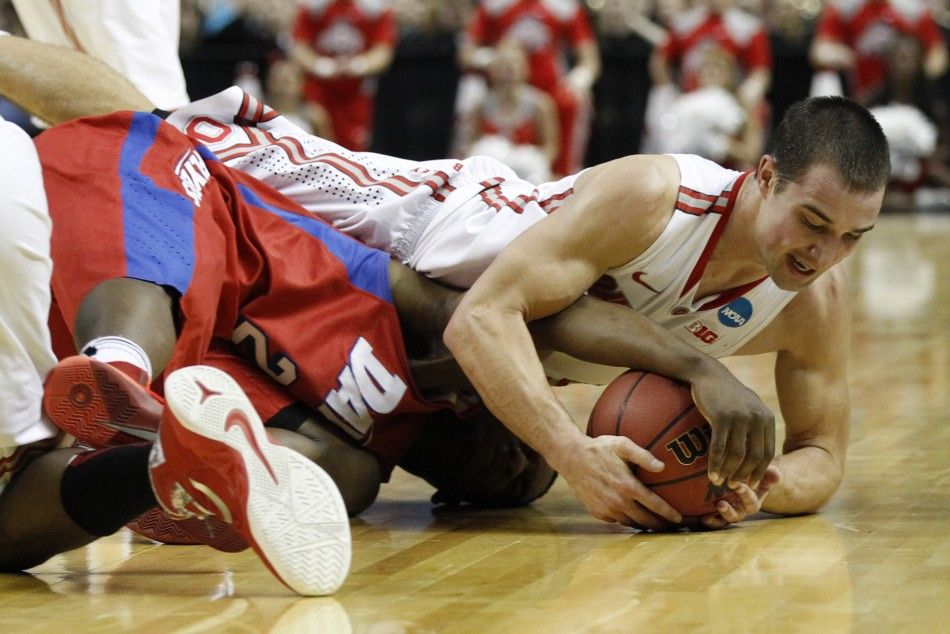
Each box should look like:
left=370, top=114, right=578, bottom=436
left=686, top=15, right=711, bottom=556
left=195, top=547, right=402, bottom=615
left=446, top=155, right=682, bottom=528
left=732, top=269, right=852, bottom=515
left=0, top=35, right=154, bottom=124
left=765, top=272, right=851, bottom=513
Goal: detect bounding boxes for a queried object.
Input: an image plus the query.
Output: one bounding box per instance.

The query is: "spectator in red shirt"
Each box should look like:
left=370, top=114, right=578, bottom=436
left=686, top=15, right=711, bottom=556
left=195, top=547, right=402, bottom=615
left=459, top=0, right=601, bottom=176
left=649, top=0, right=773, bottom=109
left=289, top=0, right=397, bottom=151
left=809, top=0, right=948, bottom=104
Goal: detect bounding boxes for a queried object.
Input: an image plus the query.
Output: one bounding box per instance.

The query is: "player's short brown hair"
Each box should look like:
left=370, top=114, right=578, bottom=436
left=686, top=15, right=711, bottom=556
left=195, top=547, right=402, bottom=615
left=767, top=96, right=890, bottom=193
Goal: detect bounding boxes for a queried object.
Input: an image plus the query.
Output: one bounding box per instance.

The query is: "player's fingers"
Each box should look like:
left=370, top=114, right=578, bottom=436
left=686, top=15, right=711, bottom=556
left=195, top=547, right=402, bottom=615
left=716, top=422, right=748, bottom=487
left=700, top=513, right=728, bottom=529
left=731, top=483, right=758, bottom=512
left=707, top=424, right=729, bottom=485
left=748, top=420, right=776, bottom=488
left=627, top=484, right=681, bottom=525
left=622, top=502, right=675, bottom=531
left=616, top=438, right=664, bottom=472
left=755, top=465, right=781, bottom=496
left=731, top=425, right=766, bottom=487
left=716, top=500, right=741, bottom=523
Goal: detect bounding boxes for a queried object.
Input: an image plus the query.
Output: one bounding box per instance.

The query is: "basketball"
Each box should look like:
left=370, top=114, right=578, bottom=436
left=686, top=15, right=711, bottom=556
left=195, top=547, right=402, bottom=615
left=586, top=370, right=736, bottom=520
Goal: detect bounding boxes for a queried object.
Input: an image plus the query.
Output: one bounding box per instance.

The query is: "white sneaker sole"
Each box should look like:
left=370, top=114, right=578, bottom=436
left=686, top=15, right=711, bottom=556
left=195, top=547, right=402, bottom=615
left=163, top=365, right=351, bottom=595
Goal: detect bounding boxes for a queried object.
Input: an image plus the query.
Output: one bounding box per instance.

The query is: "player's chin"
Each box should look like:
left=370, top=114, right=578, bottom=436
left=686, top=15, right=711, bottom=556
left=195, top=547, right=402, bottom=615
left=772, top=257, right=820, bottom=291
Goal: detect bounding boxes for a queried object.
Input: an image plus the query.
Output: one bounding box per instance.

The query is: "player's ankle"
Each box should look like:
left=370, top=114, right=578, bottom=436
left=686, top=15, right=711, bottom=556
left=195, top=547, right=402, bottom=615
left=80, top=336, right=153, bottom=386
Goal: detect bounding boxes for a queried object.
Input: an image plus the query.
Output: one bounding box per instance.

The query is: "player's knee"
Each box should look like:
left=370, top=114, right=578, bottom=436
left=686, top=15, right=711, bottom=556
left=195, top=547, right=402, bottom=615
left=270, top=424, right=382, bottom=516
left=0, top=519, right=47, bottom=572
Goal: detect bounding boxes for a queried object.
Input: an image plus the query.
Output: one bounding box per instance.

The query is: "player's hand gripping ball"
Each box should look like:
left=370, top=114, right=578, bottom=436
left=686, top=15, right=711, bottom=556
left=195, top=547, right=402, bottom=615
left=587, top=370, right=738, bottom=522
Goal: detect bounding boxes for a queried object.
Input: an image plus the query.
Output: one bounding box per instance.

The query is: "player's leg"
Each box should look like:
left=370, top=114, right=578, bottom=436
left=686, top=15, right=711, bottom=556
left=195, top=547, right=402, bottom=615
left=0, top=442, right=158, bottom=571
left=151, top=365, right=350, bottom=595
left=398, top=409, right=558, bottom=508
left=202, top=348, right=384, bottom=515
left=72, top=277, right=178, bottom=379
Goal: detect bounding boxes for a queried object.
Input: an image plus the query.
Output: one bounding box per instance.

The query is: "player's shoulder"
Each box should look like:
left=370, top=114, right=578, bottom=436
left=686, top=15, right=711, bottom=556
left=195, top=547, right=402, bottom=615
left=779, top=265, right=852, bottom=352
left=580, top=154, right=679, bottom=214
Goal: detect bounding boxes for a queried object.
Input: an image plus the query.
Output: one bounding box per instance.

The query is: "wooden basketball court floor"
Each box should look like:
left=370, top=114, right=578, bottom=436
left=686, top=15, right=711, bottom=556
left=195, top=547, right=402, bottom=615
left=1, top=212, right=947, bottom=632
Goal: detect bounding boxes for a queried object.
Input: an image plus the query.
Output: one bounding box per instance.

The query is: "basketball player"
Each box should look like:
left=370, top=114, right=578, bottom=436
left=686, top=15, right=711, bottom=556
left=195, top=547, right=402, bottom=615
left=0, top=49, right=351, bottom=596
left=156, top=88, right=887, bottom=530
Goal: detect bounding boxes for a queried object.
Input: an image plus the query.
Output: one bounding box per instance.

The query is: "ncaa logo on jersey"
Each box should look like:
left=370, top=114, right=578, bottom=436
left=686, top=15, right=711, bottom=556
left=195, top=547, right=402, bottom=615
left=717, top=297, right=753, bottom=328
left=175, top=149, right=210, bottom=207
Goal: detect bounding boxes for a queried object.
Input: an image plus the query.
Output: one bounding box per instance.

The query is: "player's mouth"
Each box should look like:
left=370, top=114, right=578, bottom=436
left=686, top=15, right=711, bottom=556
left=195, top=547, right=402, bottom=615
left=787, top=254, right=816, bottom=278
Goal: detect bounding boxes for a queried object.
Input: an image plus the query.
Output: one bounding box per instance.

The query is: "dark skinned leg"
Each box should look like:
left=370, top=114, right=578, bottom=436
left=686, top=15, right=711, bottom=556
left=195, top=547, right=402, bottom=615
left=72, top=278, right=178, bottom=376
left=0, top=445, right=158, bottom=571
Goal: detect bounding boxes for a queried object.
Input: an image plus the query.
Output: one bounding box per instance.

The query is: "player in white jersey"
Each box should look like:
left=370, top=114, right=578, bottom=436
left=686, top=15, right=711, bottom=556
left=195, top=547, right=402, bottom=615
left=164, top=89, right=890, bottom=530
left=168, top=89, right=795, bottom=366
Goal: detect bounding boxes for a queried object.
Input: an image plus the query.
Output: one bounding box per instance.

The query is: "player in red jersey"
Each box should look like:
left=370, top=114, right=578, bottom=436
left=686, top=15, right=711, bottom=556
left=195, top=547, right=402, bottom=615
left=289, top=0, right=397, bottom=150
left=810, top=0, right=948, bottom=104
left=0, top=38, right=351, bottom=594
left=460, top=0, right=600, bottom=176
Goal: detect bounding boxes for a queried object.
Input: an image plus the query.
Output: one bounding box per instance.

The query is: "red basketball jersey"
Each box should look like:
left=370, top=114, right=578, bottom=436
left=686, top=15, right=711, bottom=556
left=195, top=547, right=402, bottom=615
left=36, top=112, right=442, bottom=461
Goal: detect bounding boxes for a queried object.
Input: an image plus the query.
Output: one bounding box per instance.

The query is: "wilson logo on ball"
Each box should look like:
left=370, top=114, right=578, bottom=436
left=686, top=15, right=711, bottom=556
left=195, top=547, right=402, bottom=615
left=664, top=421, right=712, bottom=465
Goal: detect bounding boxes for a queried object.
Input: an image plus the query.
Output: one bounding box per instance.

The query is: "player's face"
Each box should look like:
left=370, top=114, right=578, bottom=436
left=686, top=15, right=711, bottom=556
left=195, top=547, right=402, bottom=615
left=755, top=162, right=883, bottom=291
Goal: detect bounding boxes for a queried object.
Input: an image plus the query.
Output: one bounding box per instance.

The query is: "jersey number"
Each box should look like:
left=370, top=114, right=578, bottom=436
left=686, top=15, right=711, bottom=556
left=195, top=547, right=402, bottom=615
left=231, top=317, right=299, bottom=386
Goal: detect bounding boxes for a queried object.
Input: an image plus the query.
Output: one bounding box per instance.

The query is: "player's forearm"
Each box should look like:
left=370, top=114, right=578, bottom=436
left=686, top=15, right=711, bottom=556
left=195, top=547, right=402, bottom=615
left=445, top=303, right=586, bottom=472
left=0, top=36, right=153, bottom=123
left=761, top=445, right=844, bottom=514
left=530, top=295, right=720, bottom=387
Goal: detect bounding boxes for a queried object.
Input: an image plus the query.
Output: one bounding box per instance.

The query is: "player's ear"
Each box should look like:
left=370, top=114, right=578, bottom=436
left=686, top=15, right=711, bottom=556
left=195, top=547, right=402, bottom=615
left=756, top=155, right=777, bottom=196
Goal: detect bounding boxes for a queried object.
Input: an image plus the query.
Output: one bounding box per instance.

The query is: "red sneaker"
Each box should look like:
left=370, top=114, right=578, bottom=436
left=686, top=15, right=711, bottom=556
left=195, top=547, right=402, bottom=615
left=43, top=356, right=163, bottom=446
left=43, top=355, right=248, bottom=551
left=149, top=365, right=351, bottom=595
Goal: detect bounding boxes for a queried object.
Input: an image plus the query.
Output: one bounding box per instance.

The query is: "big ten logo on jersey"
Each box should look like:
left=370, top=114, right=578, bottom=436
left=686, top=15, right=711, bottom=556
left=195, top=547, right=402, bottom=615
left=175, top=149, right=211, bottom=207
left=317, top=337, right=408, bottom=441
left=685, top=320, right=719, bottom=344
left=665, top=421, right=712, bottom=466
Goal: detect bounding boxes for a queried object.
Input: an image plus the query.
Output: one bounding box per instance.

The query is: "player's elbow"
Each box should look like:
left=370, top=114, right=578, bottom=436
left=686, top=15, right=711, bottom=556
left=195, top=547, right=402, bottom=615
left=443, top=303, right=484, bottom=358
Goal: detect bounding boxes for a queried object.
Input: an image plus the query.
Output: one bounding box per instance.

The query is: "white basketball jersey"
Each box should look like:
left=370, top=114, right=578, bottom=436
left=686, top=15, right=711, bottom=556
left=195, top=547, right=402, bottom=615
left=171, top=90, right=796, bottom=384
left=168, top=87, right=575, bottom=287
left=543, top=155, right=797, bottom=384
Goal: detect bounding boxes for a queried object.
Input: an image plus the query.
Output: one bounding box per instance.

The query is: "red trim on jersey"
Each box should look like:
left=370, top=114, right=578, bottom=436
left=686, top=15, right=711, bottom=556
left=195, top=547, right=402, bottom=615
left=679, top=171, right=749, bottom=298
left=676, top=184, right=730, bottom=216
left=697, top=276, right=767, bottom=311
left=539, top=188, right=573, bottom=214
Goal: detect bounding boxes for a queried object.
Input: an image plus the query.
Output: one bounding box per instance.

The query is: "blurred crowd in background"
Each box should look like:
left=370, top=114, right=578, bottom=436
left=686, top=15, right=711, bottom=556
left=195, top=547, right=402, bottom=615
left=1, top=0, right=948, bottom=210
